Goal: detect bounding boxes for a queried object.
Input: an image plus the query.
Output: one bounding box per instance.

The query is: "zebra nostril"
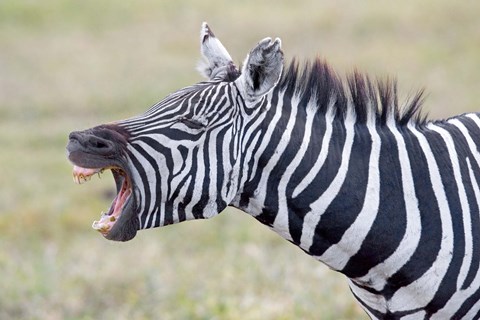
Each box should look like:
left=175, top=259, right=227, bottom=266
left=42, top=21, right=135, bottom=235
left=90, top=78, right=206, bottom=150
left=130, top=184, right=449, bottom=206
left=86, top=136, right=112, bottom=152
left=90, top=138, right=109, bottom=149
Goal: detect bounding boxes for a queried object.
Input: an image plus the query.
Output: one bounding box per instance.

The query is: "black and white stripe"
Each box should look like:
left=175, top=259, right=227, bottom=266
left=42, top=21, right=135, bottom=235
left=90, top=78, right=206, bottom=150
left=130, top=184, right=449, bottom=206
left=109, top=24, right=480, bottom=318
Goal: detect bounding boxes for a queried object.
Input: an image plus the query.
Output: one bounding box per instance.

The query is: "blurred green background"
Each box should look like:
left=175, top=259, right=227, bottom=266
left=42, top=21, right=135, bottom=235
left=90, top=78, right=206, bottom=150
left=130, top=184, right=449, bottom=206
left=1, top=1, right=479, bottom=319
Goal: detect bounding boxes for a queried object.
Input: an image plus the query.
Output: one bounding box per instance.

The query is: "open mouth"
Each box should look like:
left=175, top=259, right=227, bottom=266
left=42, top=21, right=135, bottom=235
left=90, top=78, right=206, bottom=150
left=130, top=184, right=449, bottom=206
left=72, top=165, right=132, bottom=237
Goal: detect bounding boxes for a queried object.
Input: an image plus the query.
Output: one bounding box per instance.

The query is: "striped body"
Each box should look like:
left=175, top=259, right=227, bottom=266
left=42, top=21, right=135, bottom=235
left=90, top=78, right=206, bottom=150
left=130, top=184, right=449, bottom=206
left=67, top=24, right=480, bottom=319
left=232, top=86, right=480, bottom=319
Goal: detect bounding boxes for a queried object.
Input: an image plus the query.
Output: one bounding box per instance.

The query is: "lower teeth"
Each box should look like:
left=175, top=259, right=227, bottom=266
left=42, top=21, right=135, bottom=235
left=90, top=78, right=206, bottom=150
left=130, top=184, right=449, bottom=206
left=92, top=220, right=107, bottom=231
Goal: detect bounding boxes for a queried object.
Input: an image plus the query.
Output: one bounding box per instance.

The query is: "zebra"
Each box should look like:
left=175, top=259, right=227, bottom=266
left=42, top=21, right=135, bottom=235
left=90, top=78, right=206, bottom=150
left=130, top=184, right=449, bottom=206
left=66, top=22, right=480, bottom=319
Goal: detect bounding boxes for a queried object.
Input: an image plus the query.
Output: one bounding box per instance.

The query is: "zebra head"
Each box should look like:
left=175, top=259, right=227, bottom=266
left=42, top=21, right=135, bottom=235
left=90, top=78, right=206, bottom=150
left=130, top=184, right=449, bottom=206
left=66, top=23, right=284, bottom=241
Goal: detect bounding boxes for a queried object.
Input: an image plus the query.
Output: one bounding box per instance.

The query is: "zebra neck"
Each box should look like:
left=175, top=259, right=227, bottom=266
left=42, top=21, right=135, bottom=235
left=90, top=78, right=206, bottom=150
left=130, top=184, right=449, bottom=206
left=232, top=89, right=390, bottom=272
left=233, top=103, right=480, bottom=302
left=233, top=90, right=480, bottom=278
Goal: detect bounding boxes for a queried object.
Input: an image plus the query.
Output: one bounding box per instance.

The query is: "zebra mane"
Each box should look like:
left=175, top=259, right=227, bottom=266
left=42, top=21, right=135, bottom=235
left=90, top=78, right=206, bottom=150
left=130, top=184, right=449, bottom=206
left=278, top=58, right=427, bottom=126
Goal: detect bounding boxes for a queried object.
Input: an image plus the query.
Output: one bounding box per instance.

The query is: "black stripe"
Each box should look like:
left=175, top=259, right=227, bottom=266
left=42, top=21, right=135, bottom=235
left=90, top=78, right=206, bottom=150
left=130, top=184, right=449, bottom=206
left=287, top=112, right=327, bottom=244
left=214, top=124, right=231, bottom=211
left=131, top=143, right=166, bottom=228
left=424, top=125, right=464, bottom=315
left=342, top=124, right=406, bottom=278
left=289, top=117, right=347, bottom=230
left=178, top=146, right=199, bottom=219
left=381, top=128, right=442, bottom=299
left=255, top=87, right=294, bottom=225
left=448, top=120, right=480, bottom=290
left=452, top=287, right=480, bottom=318
left=192, top=138, right=211, bottom=218
left=309, top=123, right=371, bottom=256
left=238, top=90, right=279, bottom=209
left=128, top=149, right=152, bottom=228
left=461, top=116, right=480, bottom=152
left=349, top=284, right=386, bottom=319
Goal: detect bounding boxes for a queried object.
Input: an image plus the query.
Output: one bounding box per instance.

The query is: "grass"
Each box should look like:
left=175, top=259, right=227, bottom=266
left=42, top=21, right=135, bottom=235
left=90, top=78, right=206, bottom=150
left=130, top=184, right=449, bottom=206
left=1, top=0, right=479, bottom=319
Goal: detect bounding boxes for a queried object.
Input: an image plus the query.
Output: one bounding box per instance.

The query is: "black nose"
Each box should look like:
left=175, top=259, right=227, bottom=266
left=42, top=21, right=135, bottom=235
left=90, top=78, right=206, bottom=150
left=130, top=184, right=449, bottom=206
left=67, top=124, right=130, bottom=168
left=68, top=130, right=115, bottom=156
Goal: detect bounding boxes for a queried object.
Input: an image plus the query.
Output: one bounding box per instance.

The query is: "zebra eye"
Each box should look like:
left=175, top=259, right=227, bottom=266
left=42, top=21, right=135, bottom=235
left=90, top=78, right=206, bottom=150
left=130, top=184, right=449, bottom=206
left=178, top=118, right=206, bottom=130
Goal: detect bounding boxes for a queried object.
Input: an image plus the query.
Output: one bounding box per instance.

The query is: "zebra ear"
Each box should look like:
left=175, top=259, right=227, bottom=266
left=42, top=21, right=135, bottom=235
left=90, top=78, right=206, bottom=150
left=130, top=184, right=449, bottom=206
left=237, top=37, right=284, bottom=103
left=198, top=22, right=239, bottom=81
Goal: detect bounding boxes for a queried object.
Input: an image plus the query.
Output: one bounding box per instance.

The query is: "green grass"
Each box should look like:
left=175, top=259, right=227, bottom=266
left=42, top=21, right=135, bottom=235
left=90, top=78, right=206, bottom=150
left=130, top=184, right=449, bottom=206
left=1, top=1, right=480, bottom=319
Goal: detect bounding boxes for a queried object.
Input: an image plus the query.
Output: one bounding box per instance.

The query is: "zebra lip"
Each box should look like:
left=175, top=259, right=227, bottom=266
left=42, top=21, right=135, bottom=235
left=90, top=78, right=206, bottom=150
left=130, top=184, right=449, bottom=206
left=72, top=165, right=135, bottom=239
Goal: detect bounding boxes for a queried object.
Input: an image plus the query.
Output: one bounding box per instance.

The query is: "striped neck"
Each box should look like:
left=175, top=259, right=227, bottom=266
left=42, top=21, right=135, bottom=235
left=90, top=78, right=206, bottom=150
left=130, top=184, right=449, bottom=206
left=232, top=87, right=388, bottom=273
left=231, top=59, right=428, bottom=276
left=232, top=75, right=480, bottom=315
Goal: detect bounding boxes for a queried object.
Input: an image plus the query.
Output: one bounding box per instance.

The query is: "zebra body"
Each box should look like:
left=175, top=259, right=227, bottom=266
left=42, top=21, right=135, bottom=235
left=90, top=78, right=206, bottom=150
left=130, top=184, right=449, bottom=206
left=67, top=23, right=480, bottom=318
left=231, top=75, right=480, bottom=318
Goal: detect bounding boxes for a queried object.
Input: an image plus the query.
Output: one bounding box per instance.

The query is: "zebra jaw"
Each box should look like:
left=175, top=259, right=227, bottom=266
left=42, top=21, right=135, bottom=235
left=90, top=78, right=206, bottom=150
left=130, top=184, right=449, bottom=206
left=72, top=165, right=132, bottom=237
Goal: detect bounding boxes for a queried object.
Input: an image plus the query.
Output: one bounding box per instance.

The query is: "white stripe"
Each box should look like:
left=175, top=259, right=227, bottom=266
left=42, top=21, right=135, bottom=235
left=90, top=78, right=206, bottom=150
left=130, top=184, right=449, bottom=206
left=430, top=140, right=480, bottom=318
left=292, top=106, right=335, bottom=198
left=184, top=142, right=207, bottom=218
left=466, top=113, right=480, bottom=129
left=252, top=95, right=301, bottom=228
left=273, top=98, right=316, bottom=241
left=319, top=118, right=381, bottom=269
left=401, top=311, right=427, bottom=320
left=431, top=157, right=480, bottom=318
left=357, top=124, right=421, bottom=291
left=242, top=91, right=286, bottom=215
left=130, top=140, right=170, bottom=226
left=149, top=208, right=158, bottom=228
left=137, top=133, right=198, bottom=212
left=348, top=279, right=387, bottom=315
left=128, top=144, right=157, bottom=228
left=462, top=299, right=480, bottom=320
left=221, top=127, right=236, bottom=201
left=124, top=89, right=203, bottom=129
left=195, top=86, right=217, bottom=116
left=430, top=123, right=472, bottom=290
left=170, top=147, right=194, bottom=196
left=204, top=125, right=222, bottom=218
left=171, top=175, right=192, bottom=223
left=300, top=110, right=356, bottom=253
left=231, top=129, right=260, bottom=208
left=448, top=118, right=480, bottom=291
left=159, top=202, right=165, bottom=227
left=449, top=117, right=480, bottom=173
left=388, top=124, right=454, bottom=313
left=236, top=92, right=283, bottom=205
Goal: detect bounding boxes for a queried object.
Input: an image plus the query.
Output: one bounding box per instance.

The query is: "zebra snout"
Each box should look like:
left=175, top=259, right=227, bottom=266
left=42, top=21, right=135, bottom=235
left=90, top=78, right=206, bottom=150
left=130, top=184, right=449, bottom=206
left=68, top=130, right=116, bottom=156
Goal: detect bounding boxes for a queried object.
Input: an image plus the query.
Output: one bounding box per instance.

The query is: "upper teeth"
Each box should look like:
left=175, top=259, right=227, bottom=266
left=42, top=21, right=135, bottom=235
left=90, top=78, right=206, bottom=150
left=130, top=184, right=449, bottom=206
left=73, top=174, right=91, bottom=184
left=72, top=166, right=103, bottom=185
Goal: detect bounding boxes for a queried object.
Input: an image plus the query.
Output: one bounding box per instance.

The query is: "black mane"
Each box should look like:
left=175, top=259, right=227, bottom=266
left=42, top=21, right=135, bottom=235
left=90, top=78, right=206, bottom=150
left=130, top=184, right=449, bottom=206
left=278, top=58, right=426, bottom=126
